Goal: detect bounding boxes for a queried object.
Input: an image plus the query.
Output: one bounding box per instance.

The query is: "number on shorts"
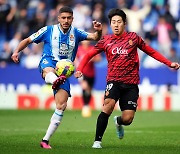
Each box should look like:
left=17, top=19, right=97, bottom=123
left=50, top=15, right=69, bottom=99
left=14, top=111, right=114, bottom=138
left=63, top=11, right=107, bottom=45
left=106, top=83, right=113, bottom=91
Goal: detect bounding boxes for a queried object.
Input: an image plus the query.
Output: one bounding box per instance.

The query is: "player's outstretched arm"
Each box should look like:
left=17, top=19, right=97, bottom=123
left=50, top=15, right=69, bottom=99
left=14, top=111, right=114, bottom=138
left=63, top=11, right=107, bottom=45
left=86, top=20, right=102, bottom=41
left=170, top=62, right=180, bottom=70
left=75, top=48, right=101, bottom=78
left=11, top=37, right=32, bottom=63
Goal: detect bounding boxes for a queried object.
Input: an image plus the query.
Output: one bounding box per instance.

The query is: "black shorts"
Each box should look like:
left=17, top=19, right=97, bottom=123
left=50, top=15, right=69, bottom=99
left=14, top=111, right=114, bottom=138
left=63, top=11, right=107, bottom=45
left=104, top=81, right=139, bottom=111
left=83, top=75, right=95, bottom=88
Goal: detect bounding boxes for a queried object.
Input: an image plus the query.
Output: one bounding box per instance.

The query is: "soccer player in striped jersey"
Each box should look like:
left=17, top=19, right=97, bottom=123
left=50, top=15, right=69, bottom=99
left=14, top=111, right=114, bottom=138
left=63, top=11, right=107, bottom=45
left=11, top=6, right=102, bottom=149
left=75, top=8, right=180, bottom=148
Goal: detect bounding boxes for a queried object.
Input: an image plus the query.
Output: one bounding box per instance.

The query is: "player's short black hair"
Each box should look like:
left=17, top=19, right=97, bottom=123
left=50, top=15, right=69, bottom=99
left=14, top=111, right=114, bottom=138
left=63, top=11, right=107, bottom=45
left=59, top=6, right=73, bottom=15
left=108, top=8, right=126, bottom=23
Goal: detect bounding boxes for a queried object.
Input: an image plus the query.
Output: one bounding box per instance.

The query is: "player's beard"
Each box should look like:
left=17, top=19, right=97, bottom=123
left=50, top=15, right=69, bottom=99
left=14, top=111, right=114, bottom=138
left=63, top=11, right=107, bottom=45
left=60, top=23, right=71, bottom=33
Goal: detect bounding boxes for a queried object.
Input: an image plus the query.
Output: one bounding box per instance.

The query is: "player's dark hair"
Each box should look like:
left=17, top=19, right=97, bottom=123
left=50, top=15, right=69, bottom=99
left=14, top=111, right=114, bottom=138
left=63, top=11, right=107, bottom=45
left=108, top=8, right=126, bottom=23
left=59, top=6, right=73, bottom=15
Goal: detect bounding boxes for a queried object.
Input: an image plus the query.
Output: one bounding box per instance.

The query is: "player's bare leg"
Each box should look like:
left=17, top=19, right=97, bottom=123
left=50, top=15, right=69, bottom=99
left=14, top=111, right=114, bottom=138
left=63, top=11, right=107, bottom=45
left=41, top=89, right=68, bottom=149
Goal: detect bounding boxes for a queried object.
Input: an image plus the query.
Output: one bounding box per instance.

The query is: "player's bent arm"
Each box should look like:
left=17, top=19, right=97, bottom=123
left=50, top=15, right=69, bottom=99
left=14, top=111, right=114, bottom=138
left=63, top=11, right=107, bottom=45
left=86, top=30, right=102, bottom=41
left=15, top=37, right=32, bottom=53
left=11, top=37, right=33, bottom=63
left=86, top=20, right=102, bottom=41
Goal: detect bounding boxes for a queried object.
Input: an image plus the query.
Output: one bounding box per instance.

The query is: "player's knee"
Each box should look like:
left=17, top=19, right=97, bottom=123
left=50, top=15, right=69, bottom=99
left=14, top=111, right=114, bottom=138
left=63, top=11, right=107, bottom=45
left=102, top=101, right=115, bottom=115
left=56, top=102, right=67, bottom=111
left=122, top=116, right=134, bottom=125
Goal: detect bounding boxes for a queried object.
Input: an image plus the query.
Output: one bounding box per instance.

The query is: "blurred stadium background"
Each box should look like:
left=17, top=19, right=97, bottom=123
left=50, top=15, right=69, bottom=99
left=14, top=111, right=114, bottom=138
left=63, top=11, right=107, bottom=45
left=0, top=0, right=180, bottom=111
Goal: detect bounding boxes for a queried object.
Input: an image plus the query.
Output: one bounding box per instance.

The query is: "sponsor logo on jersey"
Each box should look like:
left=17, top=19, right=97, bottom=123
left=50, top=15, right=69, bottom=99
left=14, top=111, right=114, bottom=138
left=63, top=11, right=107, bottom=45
left=129, top=39, right=133, bottom=45
left=59, top=43, right=68, bottom=55
left=112, top=47, right=128, bottom=55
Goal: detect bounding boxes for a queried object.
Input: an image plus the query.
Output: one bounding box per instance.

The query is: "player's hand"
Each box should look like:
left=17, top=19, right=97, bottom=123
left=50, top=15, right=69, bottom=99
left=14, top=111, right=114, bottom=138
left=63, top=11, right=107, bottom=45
left=170, top=62, right=180, bottom=70
left=11, top=52, right=19, bottom=63
left=74, top=71, right=83, bottom=78
left=93, top=20, right=102, bottom=32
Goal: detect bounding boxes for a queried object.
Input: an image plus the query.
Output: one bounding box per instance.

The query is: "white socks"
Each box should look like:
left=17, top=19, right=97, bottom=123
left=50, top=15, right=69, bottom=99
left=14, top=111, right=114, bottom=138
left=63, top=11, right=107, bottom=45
left=43, top=109, right=64, bottom=141
left=45, top=72, right=58, bottom=84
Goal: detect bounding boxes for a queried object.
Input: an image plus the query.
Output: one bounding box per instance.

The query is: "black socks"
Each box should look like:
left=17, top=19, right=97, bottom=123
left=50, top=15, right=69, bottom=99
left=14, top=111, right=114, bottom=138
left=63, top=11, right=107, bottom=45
left=95, top=112, right=110, bottom=141
left=117, top=116, right=123, bottom=125
left=82, top=90, right=91, bottom=105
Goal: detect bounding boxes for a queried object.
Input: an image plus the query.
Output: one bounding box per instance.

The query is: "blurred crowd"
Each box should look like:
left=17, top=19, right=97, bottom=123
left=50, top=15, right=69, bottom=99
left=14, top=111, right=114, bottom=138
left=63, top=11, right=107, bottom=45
left=0, top=0, right=179, bottom=68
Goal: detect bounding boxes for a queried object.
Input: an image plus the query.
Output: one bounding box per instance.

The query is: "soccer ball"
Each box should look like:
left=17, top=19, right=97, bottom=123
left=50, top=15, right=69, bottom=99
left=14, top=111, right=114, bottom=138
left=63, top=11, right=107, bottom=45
left=55, top=59, right=75, bottom=78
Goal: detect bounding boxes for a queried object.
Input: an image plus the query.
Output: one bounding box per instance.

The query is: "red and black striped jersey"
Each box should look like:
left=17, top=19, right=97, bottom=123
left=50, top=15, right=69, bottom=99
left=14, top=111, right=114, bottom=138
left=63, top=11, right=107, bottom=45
left=77, top=32, right=172, bottom=84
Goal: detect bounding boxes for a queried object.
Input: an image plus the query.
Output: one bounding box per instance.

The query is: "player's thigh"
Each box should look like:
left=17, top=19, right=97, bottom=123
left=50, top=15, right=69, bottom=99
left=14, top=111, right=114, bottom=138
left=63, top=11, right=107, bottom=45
left=103, top=81, right=120, bottom=114
left=119, top=85, right=139, bottom=111
left=81, top=75, right=94, bottom=91
left=83, top=75, right=95, bottom=88
left=55, top=89, right=69, bottom=110
left=104, top=81, right=120, bottom=102
left=103, top=98, right=116, bottom=114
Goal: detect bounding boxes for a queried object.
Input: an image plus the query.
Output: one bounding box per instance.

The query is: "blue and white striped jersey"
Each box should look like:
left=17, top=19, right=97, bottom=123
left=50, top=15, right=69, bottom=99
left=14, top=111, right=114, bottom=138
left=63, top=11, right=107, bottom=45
left=29, top=24, right=88, bottom=62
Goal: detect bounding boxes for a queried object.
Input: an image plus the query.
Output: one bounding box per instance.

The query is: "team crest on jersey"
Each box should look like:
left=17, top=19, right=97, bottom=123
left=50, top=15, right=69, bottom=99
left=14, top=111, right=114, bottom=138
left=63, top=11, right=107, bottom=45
left=70, top=34, right=74, bottom=41
left=129, top=39, right=133, bottom=45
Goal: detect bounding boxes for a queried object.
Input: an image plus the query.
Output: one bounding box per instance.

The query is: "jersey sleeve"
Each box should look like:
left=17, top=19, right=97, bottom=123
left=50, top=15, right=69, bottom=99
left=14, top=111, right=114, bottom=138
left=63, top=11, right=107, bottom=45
left=76, top=29, right=88, bottom=42
left=94, top=36, right=105, bottom=51
left=77, top=38, right=104, bottom=72
left=29, top=26, right=48, bottom=43
left=137, top=35, right=172, bottom=67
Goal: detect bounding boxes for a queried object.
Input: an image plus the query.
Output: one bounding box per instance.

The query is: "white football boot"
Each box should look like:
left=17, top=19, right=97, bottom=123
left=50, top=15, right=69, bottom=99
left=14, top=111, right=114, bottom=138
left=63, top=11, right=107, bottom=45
left=92, top=141, right=102, bottom=148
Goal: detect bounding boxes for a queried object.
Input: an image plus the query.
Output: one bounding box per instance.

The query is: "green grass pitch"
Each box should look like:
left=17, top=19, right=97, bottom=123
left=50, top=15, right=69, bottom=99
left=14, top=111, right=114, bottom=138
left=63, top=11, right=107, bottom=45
left=0, top=110, right=180, bottom=154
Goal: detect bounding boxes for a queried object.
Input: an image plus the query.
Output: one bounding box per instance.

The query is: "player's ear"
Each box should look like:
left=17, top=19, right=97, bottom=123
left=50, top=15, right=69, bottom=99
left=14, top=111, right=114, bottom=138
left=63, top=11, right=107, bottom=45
left=57, top=15, right=60, bottom=21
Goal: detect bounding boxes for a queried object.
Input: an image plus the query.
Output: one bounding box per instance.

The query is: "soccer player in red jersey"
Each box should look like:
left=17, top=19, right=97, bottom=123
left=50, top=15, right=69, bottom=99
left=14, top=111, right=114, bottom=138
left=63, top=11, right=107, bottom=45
left=74, top=8, right=180, bottom=148
left=76, top=41, right=102, bottom=117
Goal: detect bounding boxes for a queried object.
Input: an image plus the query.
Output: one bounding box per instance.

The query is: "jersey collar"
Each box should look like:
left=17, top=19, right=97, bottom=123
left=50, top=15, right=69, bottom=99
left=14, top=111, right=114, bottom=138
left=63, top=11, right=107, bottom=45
left=58, top=24, right=72, bottom=34
left=112, top=31, right=127, bottom=39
